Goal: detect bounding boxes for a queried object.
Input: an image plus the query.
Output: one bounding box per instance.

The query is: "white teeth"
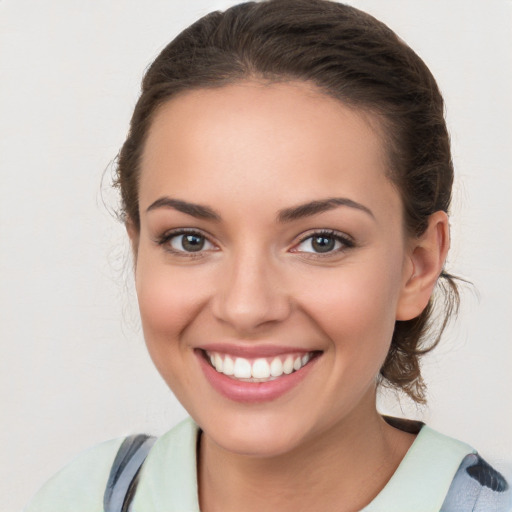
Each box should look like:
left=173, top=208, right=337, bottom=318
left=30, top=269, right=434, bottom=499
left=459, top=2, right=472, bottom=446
left=223, top=355, right=234, bottom=376
left=207, top=351, right=315, bottom=381
left=270, top=357, right=284, bottom=377
left=214, top=353, right=223, bottom=373
left=283, top=356, right=294, bottom=375
left=233, top=357, right=252, bottom=378
left=252, top=358, right=271, bottom=379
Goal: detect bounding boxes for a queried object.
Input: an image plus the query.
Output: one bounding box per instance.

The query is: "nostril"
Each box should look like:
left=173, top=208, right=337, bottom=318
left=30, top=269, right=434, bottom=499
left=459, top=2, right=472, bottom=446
left=211, top=289, right=291, bottom=331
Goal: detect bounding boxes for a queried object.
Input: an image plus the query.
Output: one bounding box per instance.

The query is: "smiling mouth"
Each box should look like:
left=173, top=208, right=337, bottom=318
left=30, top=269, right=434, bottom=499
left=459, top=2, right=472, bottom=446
left=201, top=350, right=321, bottom=383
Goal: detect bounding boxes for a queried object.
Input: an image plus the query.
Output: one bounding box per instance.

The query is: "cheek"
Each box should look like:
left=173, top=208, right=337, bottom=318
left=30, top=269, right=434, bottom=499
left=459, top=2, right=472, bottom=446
left=134, top=253, right=208, bottom=345
left=136, top=270, right=181, bottom=338
left=134, top=255, right=210, bottom=397
left=295, top=260, right=403, bottom=363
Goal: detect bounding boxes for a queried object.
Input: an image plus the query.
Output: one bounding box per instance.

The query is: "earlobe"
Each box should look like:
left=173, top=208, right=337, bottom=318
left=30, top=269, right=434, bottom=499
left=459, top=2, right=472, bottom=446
left=396, top=211, right=450, bottom=321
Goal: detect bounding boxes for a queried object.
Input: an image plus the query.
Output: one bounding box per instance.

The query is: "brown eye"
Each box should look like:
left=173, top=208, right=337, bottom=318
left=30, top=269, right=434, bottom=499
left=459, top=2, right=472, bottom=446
left=168, top=232, right=214, bottom=253
left=293, top=231, right=353, bottom=255
left=182, top=234, right=205, bottom=252
left=296, top=234, right=341, bottom=254
left=311, top=236, right=336, bottom=253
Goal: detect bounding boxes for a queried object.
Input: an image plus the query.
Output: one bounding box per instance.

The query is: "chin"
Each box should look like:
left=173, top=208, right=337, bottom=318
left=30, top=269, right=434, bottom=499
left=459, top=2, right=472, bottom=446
left=196, top=408, right=314, bottom=459
left=214, top=427, right=304, bottom=458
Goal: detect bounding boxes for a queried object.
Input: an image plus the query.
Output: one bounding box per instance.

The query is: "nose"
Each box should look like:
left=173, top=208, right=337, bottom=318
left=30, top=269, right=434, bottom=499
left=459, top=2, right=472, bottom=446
left=211, top=250, right=292, bottom=334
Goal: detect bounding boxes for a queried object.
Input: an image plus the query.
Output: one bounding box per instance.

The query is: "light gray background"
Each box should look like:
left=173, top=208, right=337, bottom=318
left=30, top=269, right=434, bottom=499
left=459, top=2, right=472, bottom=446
left=1, top=1, right=511, bottom=510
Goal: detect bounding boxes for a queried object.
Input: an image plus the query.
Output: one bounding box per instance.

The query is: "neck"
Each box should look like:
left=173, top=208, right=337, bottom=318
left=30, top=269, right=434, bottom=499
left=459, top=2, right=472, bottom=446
left=198, top=392, right=416, bottom=512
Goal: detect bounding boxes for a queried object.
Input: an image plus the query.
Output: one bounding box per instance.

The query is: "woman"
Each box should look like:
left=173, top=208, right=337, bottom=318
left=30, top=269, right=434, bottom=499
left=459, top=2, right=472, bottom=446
left=25, top=1, right=510, bottom=511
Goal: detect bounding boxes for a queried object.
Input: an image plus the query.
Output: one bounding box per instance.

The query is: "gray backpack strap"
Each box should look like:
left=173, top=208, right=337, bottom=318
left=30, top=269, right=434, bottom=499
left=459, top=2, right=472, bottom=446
left=103, top=434, right=156, bottom=512
left=440, top=453, right=511, bottom=511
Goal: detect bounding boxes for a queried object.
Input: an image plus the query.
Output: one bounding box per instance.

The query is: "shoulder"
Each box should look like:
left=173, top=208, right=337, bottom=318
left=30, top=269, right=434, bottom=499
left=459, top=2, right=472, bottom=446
left=441, top=453, right=511, bottom=512
left=408, top=425, right=511, bottom=511
left=365, top=420, right=511, bottom=512
left=131, top=417, right=201, bottom=510
left=24, top=418, right=199, bottom=512
left=24, top=437, right=124, bottom=512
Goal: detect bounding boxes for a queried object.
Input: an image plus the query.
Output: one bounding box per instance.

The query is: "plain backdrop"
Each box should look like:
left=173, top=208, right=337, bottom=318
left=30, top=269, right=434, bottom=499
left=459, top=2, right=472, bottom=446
left=1, top=1, right=511, bottom=510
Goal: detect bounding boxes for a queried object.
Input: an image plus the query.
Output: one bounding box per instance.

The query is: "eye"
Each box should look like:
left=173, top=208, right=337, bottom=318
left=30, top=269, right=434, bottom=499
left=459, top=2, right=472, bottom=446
left=158, top=230, right=216, bottom=254
left=293, top=230, right=353, bottom=255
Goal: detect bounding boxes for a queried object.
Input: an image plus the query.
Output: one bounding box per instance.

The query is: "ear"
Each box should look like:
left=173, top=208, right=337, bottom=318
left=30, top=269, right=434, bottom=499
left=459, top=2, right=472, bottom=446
left=396, top=211, right=450, bottom=321
left=125, top=218, right=140, bottom=265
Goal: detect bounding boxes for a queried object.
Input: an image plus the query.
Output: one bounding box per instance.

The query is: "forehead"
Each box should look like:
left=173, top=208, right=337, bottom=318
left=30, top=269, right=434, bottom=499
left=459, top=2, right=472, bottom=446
left=139, top=81, right=399, bottom=222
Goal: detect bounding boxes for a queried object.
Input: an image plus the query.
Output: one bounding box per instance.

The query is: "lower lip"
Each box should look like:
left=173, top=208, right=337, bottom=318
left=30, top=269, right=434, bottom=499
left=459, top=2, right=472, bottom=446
left=196, top=350, right=320, bottom=403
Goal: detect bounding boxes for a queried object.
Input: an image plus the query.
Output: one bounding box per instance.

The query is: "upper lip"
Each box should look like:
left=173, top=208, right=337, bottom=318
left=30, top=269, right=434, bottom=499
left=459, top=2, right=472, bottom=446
left=197, top=343, right=318, bottom=358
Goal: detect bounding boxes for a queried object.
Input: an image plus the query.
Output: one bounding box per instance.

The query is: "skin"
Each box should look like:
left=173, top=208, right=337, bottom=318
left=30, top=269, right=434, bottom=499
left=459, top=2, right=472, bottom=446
left=129, top=81, right=449, bottom=512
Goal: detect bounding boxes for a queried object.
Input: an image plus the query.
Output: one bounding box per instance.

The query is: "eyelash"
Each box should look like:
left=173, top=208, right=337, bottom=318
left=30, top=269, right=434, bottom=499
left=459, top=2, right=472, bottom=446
left=155, top=228, right=355, bottom=257
left=156, top=228, right=216, bottom=258
left=292, top=229, right=355, bottom=257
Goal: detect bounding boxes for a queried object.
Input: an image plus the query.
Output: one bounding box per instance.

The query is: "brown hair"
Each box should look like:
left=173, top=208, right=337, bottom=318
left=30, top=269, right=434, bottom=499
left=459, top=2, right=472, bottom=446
left=116, top=0, right=459, bottom=403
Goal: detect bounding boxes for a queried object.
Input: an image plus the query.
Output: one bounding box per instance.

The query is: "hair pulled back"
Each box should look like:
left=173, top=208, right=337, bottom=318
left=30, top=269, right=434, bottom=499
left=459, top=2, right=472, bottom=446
left=116, top=0, right=458, bottom=403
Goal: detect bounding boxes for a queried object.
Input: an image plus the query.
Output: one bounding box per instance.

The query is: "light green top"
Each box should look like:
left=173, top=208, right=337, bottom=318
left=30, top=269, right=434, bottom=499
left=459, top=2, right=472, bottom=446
left=25, top=418, right=474, bottom=512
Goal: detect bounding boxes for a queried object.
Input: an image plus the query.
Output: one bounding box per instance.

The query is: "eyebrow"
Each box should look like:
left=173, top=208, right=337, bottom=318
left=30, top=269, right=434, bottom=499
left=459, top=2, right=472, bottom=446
left=277, top=197, right=374, bottom=222
left=146, top=196, right=374, bottom=222
left=146, top=197, right=221, bottom=220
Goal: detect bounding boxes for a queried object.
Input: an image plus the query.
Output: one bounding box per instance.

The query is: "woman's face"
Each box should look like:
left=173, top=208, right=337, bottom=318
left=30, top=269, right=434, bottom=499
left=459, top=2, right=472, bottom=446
left=133, top=81, right=416, bottom=457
